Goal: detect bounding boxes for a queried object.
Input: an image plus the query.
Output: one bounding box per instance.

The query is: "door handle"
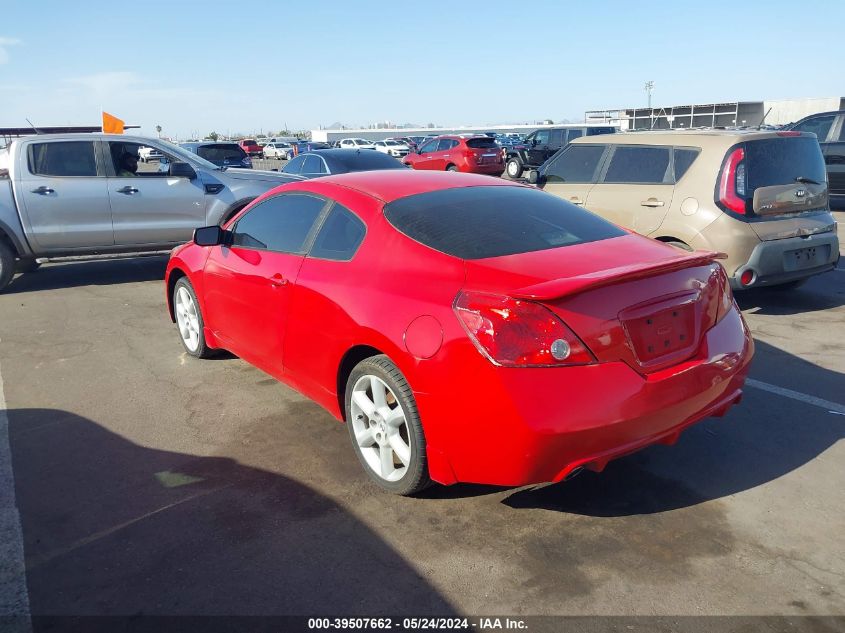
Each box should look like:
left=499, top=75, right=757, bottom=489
left=640, top=199, right=665, bottom=207
left=569, top=197, right=584, bottom=205
left=117, top=186, right=139, bottom=195
left=443, top=154, right=450, bottom=157
left=269, top=273, right=288, bottom=287
left=31, top=186, right=54, bottom=195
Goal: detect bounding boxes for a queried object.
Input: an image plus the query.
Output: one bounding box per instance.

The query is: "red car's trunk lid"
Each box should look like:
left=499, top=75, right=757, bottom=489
left=462, top=235, right=724, bottom=373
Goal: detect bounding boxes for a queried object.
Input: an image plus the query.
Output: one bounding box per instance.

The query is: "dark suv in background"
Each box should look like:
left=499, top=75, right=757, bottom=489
left=504, top=125, right=617, bottom=179
left=180, top=142, right=253, bottom=168
left=785, top=110, right=845, bottom=206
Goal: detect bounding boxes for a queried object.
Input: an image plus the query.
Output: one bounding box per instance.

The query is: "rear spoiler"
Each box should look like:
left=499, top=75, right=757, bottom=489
left=512, top=251, right=726, bottom=301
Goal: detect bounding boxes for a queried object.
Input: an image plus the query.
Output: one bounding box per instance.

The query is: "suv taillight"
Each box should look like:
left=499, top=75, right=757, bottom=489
left=453, top=291, right=595, bottom=367
left=718, top=147, right=747, bottom=214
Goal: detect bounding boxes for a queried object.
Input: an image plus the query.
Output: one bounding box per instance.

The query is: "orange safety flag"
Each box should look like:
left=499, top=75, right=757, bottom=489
left=102, top=112, right=124, bottom=134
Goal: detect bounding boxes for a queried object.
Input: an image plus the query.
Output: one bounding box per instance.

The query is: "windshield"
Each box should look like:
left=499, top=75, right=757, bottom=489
left=354, top=139, right=370, bottom=145
left=194, top=144, right=248, bottom=167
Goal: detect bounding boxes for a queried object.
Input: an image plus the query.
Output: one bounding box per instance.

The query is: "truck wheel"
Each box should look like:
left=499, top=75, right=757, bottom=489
left=0, top=241, right=15, bottom=292
left=506, top=158, right=523, bottom=179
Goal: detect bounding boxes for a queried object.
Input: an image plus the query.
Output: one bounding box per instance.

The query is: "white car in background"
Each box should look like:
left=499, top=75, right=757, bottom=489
left=373, top=140, right=410, bottom=158
left=263, top=142, right=294, bottom=160
left=338, top=138, right=377, bottom=150
left=138, top=145, right=164, bottom=162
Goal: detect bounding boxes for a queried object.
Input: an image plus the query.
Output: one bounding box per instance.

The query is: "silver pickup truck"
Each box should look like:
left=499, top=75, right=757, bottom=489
left=0, top=133, right=302, bottom=291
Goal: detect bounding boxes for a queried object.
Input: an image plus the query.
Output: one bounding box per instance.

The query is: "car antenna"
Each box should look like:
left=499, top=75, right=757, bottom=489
left=757, top=107, right=772, bottom=129
left=26, top=118, right=43, bottom=135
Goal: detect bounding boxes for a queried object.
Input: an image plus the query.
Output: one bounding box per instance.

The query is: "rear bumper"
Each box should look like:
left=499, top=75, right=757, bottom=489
left=462, top=163, right=505, bottom=175
left=426, top=306, right=753, bottom=487
left=730, top=231, right=840, bottom=289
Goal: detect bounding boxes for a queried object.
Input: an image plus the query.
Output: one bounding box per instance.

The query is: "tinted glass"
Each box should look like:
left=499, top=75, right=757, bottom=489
left=587, top=127, right=616, bottom=136
left=550, top=130, right=565, bottom=146
left=534, top=130, right=551, bottom=145
left=197, top=144, right=247, bottom=166
left=283, top=155, right=307, bottom=174
left=28, top=142, right=97, bottom=177
left=436, top=139, right=452, bottom=151
left=745, top=137, right=827, bottom=191
left=545, top=145, right=606, bottom=183
left=302, top=155, right=326, bottom=174
left=568, top=129, right=584, bottom=141
left=384, top=186, right=625, bottom=260
left=419, top=140, right=438, bottom=153
left=466, top=137, right=498, bottom=149
left=310, top=204, right=366, bottom=261
left=232, top=194, right=325, bottom=253
left=792, top=115, right=836, bottom=142
left=604, top=146, right=671, bottom=184
left=839, top=124, right=845, bottom=142
left=333, top=151, right=407, bottom=171
left=673, top=148, right=700, bottom=181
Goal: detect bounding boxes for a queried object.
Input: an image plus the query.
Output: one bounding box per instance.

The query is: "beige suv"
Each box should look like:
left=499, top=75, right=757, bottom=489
left=529, top=130, right=839, bottom=289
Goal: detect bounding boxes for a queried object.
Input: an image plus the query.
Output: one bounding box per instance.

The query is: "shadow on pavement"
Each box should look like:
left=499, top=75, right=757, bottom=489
left=4, top=256, right=168, bottom=295
left=734, top=271, right=845, bottom=316
left=502, top=339, right=843, bottom=515
left=7, top=408, right=456, bottom=618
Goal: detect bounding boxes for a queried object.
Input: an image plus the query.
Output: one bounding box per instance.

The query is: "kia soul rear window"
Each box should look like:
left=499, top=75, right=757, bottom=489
left=745, top=137, right=826, bottom=192
left=384, top=186, right=625, bottom=260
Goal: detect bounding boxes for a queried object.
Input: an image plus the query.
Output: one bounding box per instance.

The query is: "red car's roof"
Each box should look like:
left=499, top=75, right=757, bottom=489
left=307, top=170, right=520, bottom=203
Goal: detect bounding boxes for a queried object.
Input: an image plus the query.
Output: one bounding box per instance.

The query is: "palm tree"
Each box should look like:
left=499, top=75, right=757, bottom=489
left=155, top=125, right=162, bottom=138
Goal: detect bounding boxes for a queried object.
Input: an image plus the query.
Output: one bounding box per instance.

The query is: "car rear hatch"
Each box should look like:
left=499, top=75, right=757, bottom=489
left=463, top=235, right=726, bottom=374
left=725, top=134, right=833, bottom=241
left=465, top=137, right=502, bottom=164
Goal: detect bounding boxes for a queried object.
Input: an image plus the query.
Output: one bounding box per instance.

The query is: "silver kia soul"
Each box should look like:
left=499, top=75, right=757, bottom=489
left=530, top=129, right=839, bottom=290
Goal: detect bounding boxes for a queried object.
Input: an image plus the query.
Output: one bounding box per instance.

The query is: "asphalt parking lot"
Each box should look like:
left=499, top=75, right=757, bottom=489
left=0, top=212, right=842, bottom=625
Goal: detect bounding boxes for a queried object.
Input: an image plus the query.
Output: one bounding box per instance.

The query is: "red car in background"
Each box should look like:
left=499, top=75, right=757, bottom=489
left=238, top=139, right=263, bottom=158
left=403, top=135, right=504, bottom=175
left=165, top=171, right=753, bottom=495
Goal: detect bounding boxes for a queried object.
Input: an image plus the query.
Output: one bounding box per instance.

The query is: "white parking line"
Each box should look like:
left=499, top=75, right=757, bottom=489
left=0, top=358, right=31, bottom=629
left=746, top=378, right=845, bottom=415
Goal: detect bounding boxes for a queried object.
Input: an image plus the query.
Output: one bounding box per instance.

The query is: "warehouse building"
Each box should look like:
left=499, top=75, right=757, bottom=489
left=585, top=97, right=845, bottom=130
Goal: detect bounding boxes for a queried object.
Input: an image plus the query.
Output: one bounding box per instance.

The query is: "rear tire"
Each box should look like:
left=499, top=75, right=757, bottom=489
left=446, top=164, right=458, bottom=172
left=506, top=158, right=523, bottom=179
left=0, top=241, right=14, bottom=292
left=345, top=355, right=432, bottom=496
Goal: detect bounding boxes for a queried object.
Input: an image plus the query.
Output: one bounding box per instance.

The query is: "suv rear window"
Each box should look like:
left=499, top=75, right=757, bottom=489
left=466, top=138, right=498, bottom=149
left=384, top=186, right=625, bottom=260
left=197, top=144, right=247, bottom=164
left=745, top=137, right=826, bottom=191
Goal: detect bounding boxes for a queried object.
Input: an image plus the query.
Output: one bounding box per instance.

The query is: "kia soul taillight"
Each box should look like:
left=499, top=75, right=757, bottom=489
left=718, top=146, right=747, bottom=215
left=453, top=291, right=595, bottom=367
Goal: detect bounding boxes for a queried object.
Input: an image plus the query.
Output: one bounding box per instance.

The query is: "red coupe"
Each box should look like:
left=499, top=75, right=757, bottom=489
left=165, top=171, right=753, bottom=495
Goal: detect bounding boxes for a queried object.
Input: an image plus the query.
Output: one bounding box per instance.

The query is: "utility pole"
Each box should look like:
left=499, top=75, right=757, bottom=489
left=644, top=81, right=655, bottom=109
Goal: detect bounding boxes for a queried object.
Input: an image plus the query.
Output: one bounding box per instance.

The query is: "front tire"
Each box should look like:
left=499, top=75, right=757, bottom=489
left=345, top=355, right=431, bottom=495
left=173, top=277, right=214, bottom=358
left=506, top=158, right=523, bottom=179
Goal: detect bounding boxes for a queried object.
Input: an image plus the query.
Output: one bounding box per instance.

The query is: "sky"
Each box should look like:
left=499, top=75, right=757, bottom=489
left=1, top=0, right=843, bottom=139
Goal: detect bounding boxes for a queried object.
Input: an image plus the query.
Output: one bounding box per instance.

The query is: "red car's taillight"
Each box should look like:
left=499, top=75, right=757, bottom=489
left=718, top=147, right=747, bottom=214
left=453, top=291, right=595, bottom=367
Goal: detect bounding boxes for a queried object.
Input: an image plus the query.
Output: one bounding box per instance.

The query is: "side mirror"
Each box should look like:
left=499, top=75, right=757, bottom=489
left=170, top=162, right=197, bottom=179
left=193, top=225, right=228, bottom=246
left=528, top=170, right=545, bottom=186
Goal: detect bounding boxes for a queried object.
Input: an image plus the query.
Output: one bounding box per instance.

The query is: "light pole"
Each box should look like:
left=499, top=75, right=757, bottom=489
left=644, top=81, right=654, bottom=109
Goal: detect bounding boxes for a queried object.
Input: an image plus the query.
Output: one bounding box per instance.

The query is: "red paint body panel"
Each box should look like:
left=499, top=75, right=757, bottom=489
left=403, top=136, right=505, bottom=176
left=164, top=171, right=753, bottom=488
